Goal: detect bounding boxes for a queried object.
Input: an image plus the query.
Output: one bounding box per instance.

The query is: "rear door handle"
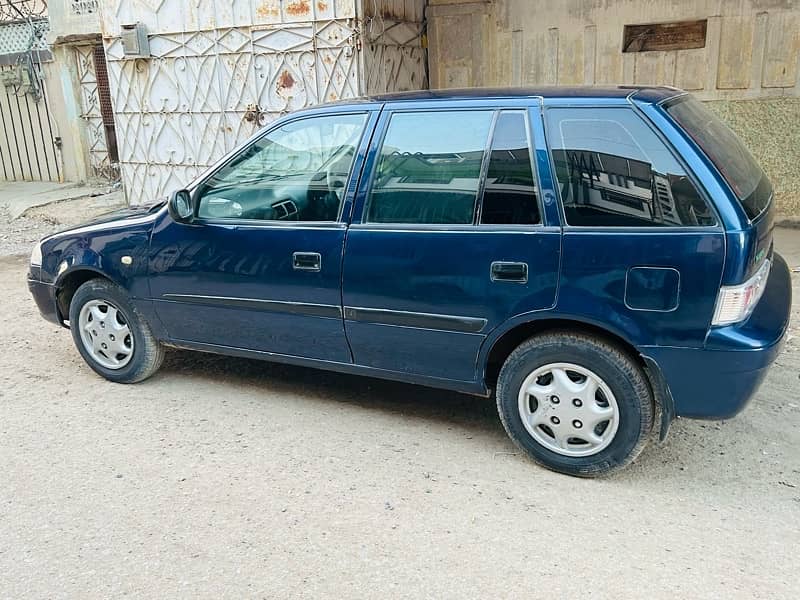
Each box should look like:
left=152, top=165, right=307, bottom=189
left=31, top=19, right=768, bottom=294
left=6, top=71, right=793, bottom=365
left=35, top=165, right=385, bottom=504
left=293, top=252, right=321, bottom=272
left=491, top=261, right=528, bottom=283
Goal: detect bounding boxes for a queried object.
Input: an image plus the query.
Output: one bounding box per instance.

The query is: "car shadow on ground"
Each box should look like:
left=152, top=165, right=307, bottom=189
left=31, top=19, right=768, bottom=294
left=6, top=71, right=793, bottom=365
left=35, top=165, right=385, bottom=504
left=156, top=348, right=785, bottom=488
left=159, top=348, right=505, bottom=437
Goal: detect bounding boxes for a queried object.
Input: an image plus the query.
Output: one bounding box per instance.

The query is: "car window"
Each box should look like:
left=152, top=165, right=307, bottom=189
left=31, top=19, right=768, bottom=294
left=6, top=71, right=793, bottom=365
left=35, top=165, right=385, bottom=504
left=546, top=107, right=716, bottom=227
left=663, top=95, right=769, bottom=220
left=197, top=113, right=367, bottom=222
left=366, top=110, right=493, bottom=224
left=480, top=111, right=540, bottom=225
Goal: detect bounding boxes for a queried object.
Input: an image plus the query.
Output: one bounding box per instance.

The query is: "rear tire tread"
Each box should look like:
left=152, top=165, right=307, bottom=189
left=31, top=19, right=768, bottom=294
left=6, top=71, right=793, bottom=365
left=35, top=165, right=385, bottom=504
left=495, top=331, right=653, bottom=477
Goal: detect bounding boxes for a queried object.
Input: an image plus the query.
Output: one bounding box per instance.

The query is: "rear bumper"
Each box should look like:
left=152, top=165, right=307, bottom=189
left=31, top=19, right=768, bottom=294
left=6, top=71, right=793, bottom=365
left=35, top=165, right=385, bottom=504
left=641, top=252, right=792, bottom=420
left=28, top=277, right=61, bottom=325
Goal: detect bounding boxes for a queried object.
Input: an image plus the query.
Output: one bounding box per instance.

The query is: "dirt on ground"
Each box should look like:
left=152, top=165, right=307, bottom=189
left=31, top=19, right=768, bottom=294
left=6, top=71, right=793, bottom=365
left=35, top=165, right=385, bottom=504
left=1, top=209, right=799, bottom=598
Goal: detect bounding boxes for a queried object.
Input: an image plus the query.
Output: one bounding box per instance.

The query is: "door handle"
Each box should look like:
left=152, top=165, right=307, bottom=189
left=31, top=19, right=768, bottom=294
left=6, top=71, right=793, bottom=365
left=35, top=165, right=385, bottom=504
left=491, top=261, right=528, bottom=283
left=293, top=252, right=321, bottom=272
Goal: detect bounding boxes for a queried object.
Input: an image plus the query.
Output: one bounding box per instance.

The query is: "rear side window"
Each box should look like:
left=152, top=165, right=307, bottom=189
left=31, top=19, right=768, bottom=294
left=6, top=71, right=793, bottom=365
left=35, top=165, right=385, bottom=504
left=480, top=111, right=540, bottom=225
left=366, top=111, right=493, bottom=224
left=663, top=95, right=769, bottom=220
left=546, top=107, right=716, bottom=227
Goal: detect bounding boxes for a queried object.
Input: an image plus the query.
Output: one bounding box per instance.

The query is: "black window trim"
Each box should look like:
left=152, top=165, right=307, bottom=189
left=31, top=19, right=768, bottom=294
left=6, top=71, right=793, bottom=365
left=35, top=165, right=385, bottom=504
left=191, top=110, right=372, bottom=227
left=542, top=102, right=723, bottom=231
left=475, top=108, right=544, bottom=228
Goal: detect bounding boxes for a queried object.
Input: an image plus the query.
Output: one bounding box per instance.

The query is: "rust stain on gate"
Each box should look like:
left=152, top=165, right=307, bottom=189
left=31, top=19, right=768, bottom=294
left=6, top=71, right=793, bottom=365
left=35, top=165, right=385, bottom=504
left=285, top=0, right=310, bottom=17
left=277, top=70, right=295, bottom=90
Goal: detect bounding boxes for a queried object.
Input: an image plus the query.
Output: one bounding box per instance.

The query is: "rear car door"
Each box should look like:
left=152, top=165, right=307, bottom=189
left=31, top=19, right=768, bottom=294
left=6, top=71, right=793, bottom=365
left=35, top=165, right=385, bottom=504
left=341, top=99, right=561, bottom=384
left=148, top=110, right=376, bottom=361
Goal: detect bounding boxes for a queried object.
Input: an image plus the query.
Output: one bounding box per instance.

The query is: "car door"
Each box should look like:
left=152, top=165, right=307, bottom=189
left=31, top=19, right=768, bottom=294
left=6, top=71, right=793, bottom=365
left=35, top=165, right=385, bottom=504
left=341, top=100, right=561, bottom=383
left=148, top=109, right=377, bottom=362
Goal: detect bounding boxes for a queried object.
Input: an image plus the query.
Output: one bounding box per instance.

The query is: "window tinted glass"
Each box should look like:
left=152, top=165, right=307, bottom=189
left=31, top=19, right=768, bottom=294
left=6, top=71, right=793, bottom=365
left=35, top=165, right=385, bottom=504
left=197, top=113, right=367, bottom=221
left=664, top=95, right=769, bottom=219
left=546, top=108, right=716, bottom=227
left=480, top=111, right=540, bottom=225
left=366, top=111, right=493, bottom=224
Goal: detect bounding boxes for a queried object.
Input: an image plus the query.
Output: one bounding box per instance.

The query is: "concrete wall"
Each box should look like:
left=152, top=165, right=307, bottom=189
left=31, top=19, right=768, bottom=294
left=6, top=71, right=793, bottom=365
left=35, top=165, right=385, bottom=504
left=428, top=0, right=800, bottom=98
left=427, top=0, right=800, bottom=214
left=48, top=0, right=100, bottom=42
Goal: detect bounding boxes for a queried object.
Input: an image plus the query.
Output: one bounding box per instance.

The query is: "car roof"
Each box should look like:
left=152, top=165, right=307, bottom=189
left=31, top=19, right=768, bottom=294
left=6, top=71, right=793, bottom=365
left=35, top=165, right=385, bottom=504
left=313, top=86, right=683, bottom=111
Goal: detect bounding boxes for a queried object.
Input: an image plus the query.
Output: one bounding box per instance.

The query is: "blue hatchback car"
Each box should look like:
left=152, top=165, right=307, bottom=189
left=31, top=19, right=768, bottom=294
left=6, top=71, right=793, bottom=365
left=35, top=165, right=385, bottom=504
left=28, top=87, right=791, bottom=476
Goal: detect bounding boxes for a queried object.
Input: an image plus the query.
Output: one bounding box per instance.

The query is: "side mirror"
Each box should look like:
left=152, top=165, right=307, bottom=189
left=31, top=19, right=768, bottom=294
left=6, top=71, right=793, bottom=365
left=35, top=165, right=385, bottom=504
left=167, top=189, right=195, bottom=223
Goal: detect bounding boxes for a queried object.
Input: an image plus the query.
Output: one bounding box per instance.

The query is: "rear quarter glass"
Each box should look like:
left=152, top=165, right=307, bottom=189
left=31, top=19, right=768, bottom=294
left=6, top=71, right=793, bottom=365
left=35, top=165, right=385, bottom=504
left=544, top=106, right=717, bottom=228
left=662, top=95, right=771, bottom=221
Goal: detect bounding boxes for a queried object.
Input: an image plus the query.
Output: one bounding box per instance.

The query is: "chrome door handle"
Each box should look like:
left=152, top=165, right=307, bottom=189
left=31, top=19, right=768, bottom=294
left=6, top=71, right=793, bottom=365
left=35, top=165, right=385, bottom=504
left=293, top=252, right=321, bottom=272
left=491, top=261, right=528, bottom=283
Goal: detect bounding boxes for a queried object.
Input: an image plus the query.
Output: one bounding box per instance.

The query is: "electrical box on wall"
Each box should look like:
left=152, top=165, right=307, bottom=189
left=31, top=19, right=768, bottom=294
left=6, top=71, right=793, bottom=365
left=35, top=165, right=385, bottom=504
left=121, top=23, right=150, bottom=58
left=0, top=68, right=23, bottom=88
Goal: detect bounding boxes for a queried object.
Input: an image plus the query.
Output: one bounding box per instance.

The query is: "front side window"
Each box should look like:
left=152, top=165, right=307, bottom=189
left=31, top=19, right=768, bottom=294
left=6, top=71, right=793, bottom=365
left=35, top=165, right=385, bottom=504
left=197, top=113, right=367, bottom=221
left=366, top=110, right=493, bottom=224
left=480, top=111, right=540, bottom=225
left=546, top=107, right=716, bottom=227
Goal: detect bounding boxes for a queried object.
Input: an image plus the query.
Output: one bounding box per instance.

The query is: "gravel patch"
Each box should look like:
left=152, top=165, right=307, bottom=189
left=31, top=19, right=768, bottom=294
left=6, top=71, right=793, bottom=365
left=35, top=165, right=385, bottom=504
left=0, top=206, right=60, bottom=258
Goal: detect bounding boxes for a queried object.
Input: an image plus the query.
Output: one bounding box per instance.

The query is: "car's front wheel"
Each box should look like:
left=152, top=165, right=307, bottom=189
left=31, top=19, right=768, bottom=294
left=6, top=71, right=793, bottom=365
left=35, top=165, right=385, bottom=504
left=69, top=279, right=164, bottom=383
left=496, top=331, right=653, bottom=477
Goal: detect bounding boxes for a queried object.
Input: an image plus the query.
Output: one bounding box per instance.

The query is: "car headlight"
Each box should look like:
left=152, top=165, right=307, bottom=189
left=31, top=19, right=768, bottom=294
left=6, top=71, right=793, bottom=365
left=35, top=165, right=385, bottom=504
left=30, top=241, right=43, bottom=267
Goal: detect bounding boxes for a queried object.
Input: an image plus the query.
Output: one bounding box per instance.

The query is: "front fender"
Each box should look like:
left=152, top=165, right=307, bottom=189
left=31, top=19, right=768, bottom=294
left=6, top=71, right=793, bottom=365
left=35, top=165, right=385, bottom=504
left=40, top=221, right=157, bottom=300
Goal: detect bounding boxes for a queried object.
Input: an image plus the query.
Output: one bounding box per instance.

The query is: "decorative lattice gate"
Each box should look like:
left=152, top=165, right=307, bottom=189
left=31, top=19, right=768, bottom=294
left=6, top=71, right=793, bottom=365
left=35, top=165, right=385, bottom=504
left=101, top=0, right=427, bottom=204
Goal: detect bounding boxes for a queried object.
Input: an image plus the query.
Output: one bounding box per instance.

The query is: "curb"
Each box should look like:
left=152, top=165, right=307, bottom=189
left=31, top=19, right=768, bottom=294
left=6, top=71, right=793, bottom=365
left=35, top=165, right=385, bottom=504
left=776, top=218, right=800, bottom=230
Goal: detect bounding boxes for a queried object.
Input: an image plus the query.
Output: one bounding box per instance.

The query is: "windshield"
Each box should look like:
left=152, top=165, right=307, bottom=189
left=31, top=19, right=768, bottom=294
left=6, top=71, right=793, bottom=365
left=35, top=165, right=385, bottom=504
left=664, top=95, right=770, bottom=220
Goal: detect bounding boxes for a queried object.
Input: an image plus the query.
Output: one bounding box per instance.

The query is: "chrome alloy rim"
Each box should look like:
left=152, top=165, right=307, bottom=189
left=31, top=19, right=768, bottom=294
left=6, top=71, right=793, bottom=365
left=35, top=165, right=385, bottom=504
left=517, top=362, right=619, bottom=457
left=77, top=299, right=134, bottom=370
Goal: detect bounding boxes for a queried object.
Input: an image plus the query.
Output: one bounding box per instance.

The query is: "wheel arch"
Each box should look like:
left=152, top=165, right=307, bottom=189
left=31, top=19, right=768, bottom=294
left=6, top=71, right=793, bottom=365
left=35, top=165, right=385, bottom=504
left=55, top=267, right=117, bottom=323
left=480, top=317, right=645, bottom=388
left=479, top=315, right=674, bottom=439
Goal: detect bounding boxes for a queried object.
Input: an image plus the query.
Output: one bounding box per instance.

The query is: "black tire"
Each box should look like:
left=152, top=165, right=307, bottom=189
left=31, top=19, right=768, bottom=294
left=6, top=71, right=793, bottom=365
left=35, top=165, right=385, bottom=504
left=496, top=331, right=653, bottom=477
left=68, top=278, right=164, bottom=383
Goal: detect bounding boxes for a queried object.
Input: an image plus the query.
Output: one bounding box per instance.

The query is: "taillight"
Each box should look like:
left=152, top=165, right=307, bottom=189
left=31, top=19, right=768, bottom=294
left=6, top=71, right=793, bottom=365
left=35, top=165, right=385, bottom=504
left=712, top=259, right=771, bottom=326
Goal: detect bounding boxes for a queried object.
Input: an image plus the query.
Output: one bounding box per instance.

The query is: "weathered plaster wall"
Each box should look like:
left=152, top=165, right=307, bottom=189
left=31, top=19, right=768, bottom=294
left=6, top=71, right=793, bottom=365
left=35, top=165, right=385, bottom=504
left=428, top=0, right=800, bottom=99
left=47, top=0, right=100, bottom=42
left=427, top=0, right=800, bottom=215
left=707, top=98, right=800, bottom=216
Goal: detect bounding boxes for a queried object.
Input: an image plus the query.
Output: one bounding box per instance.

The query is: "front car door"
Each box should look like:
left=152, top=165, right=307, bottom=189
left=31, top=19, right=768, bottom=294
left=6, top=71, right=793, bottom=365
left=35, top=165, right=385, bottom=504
left=148, top=109, right=377, bottom=362
left=341, top=99, right=561, bottom=386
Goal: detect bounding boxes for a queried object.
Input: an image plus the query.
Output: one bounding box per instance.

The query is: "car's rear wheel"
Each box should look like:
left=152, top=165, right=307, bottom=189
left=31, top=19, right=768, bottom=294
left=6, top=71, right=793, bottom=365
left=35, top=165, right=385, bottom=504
left=69, top=279, right=164, bottom=383
left=495, top=331, right=653, bottom=477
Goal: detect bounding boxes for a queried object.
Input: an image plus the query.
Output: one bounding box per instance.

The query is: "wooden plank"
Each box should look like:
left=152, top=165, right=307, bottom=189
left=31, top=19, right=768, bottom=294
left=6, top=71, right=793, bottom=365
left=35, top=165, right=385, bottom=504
left=623, top=20, right=707, bottom=53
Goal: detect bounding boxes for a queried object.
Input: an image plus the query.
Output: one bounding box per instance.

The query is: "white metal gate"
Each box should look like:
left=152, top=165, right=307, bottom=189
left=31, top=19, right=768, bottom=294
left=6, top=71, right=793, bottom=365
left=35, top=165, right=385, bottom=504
left=105, top=19, right=361, bottom=204
left=101, top=0, right=426, bottom=204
